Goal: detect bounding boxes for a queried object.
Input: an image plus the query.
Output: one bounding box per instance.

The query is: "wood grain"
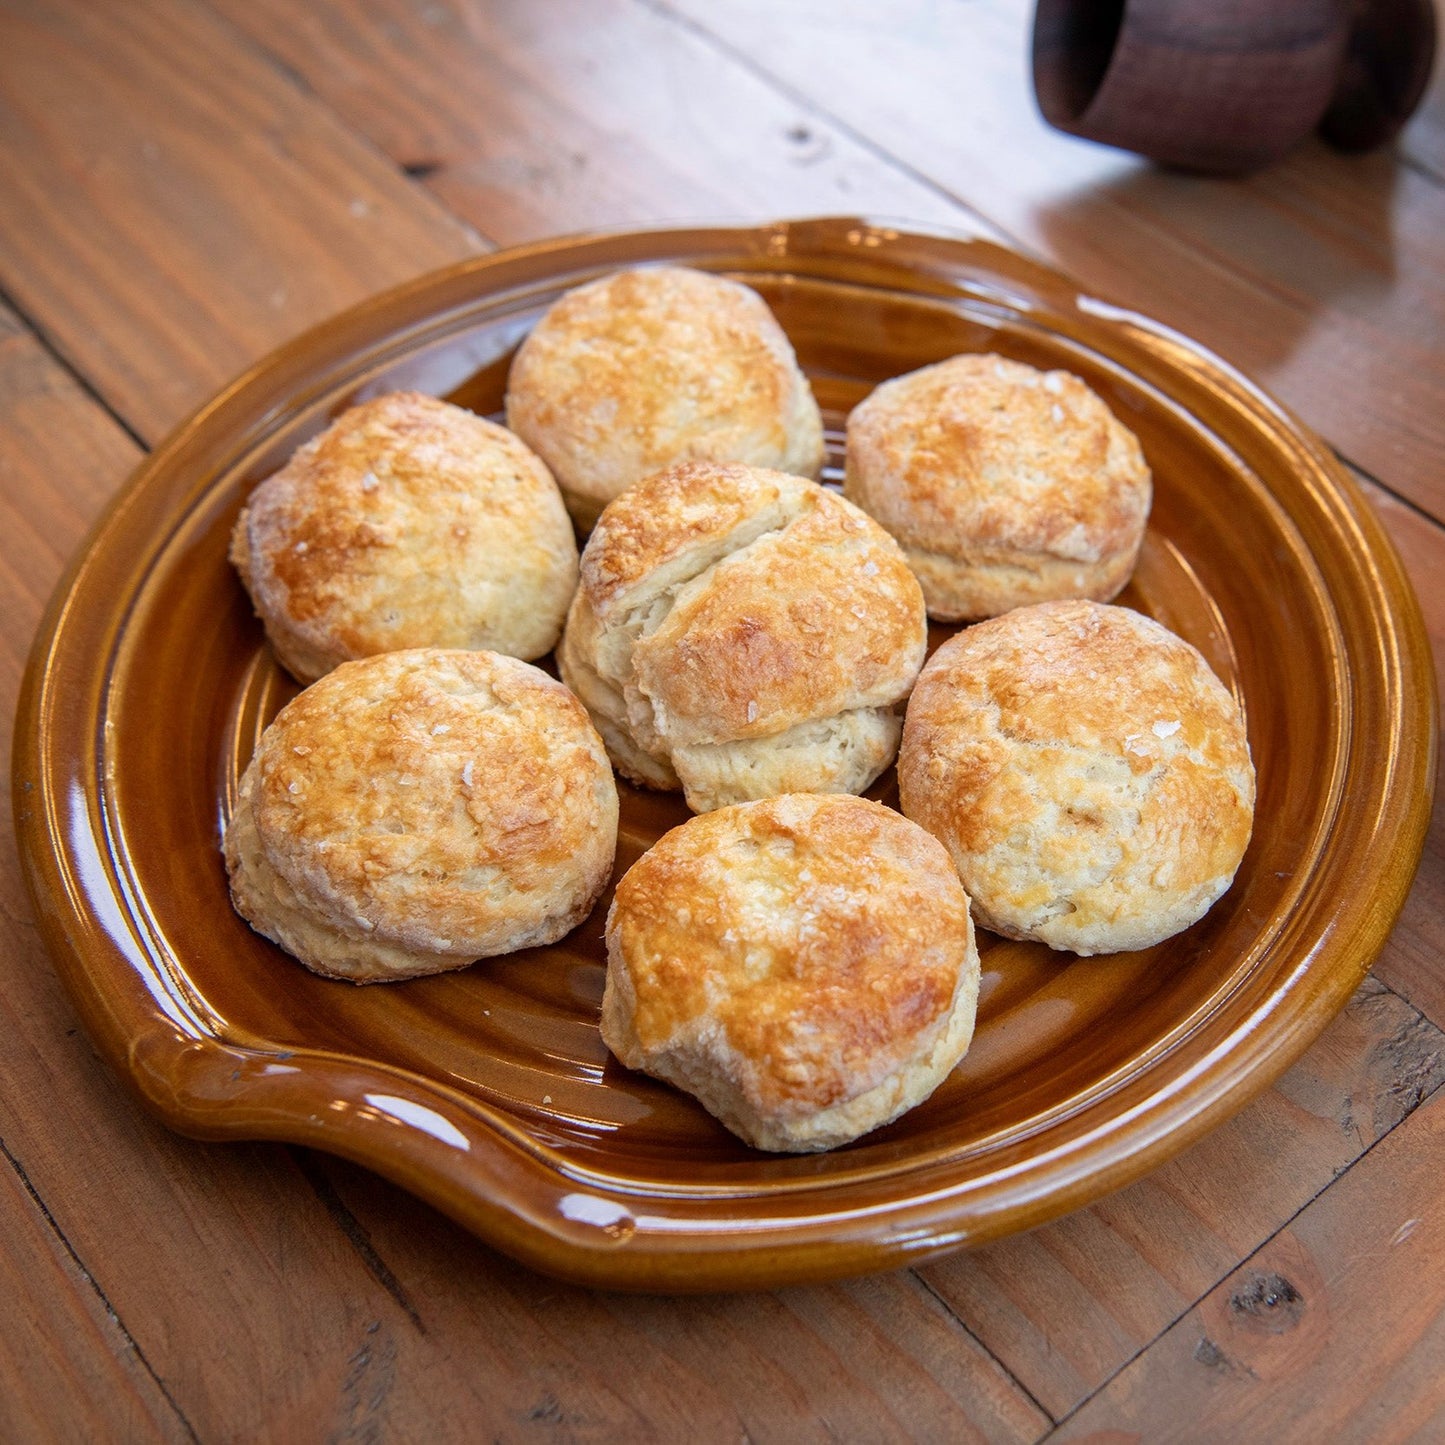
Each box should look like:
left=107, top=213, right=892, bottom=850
left=4, top=400, right=186, bottom=1445
left=208, top=0, right=991, bottom=247
left=0, top=0, right=480, bottom=444
left=937, top=470, right=1445, bottom=1422
left=918, top=976, right=1445, bottom=1420
left=1355, top=477, right=1445, bottom=1036
left=7, top=283, right=1438, bottom=1438
left=0, top=1149, right=188, bottom=1444
left=3, top=3, right=1443, bottom=1433
left=1053, top=1083, right=1445, bottom=1438
left=664, top=0, right=1445, bottom=523
left=0, top=305, right=1049, bottom=1445
left=305, top=1157, right=1052, bottom=1444
left=0, top=310, right=395, bottom=1440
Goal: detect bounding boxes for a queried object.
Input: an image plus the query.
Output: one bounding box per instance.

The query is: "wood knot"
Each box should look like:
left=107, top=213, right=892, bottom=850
left=1193, top=1336, right=1228, bottom=1369
left=1229, top=1271, right=1305, bottom=1333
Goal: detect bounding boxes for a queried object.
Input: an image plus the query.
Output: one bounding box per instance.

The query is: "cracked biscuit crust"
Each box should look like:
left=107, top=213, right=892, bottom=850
left=231, top=392, right=578, bottom=683
left=898, top=600, right=1255, bottom=955
left=224, top=649, right=619, bottom=982
left=557, top=462, right=927, bottom=813
left=601, top=793, right=981, bottom=1152
left=845, top=354, right=1151, bottom=621
left=505, top=266, right=824, bottom=529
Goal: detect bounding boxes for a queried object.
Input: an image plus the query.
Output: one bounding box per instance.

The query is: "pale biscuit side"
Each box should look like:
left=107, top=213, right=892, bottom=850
left=845, top=353, right=1151, bottom=620
left=232, top=392, right=578, bottom=683
left=601, top=794, right=981, bottom=1152
left=506, top=266, right=824, bottom=528
left=224, top=649, right=619, bottom=982
left=557, top=462, right=927, bottom=812
left=899, top=600, right=1255, bottom=955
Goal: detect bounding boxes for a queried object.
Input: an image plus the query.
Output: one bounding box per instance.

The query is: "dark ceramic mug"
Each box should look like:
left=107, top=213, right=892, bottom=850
left=1032, top=0, right=1437, bottom=173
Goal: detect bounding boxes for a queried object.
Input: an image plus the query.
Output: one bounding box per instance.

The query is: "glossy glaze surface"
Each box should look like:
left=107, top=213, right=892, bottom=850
left=14, top=219, right=1436, bottom=1290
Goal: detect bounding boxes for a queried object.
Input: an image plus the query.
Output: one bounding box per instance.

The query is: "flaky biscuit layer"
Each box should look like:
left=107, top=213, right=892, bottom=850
left=899, top=600, right=1255, bottom=954
left=506, top=266, right=824, bottom=528
left=602, top=793, right=980, bottom=1151
left=558, top=462, right=926, bottom=812
left=232, top=392, right=578, bottom=682
left=224, top=649, right=618, bottom=981
left=845, top=354, right=1151, bottom=620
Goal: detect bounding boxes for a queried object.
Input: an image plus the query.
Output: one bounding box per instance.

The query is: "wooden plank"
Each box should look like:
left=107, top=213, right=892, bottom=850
left=302, top=1157, right=1053, bottom=1445
left=0, top=0, right=481, bottom=444
left=663, top=0, right=1445, bottom=522
left=1052, top=1083, right=1445, bottom=1438
left=0, top=1149, right=188, bottom=1444
left=914, top=465, right=1445, bottom=1420
left=7, top=379, right=1438, bottom=1442
left=917, top=976, right=1445, bottom=1420
left=1399, top=0, right=1445, bottom=182
left=205, top=0, right=997, bottom=246
left=1353, top=478, right=1445, bottom=1036
left=0, top=304, right=1049, bottom=1443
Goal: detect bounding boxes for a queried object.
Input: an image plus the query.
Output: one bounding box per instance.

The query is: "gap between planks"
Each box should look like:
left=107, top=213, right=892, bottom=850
left=912, top=1268, right=1057, bottom=1429
left=5, top=189, right=1442, bottom=1435
left=1343, top=449, right=1445, bottom=537
left=199, top=0, right=499, bottom=257
left=290, top=1147, right=428, bottom=1336
left=0, top=1133, right=201, bottom=1445
left=1040, top=1066, right=1445, bottom=1438
left=0, top=283, right=148, bottom=454
left=633, top=0, right=1025, bottom=251
left=5, top=20, right=1442, bottom=1422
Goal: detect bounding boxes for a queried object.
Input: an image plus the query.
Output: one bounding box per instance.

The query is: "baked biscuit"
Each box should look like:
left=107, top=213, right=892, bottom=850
left=601, top=793, right=981, bottom=1152
left=898, top=600, right=1254, bottom=955
left=557, top=462, right=927, bottom=814
left=845, top=353, right=1151, bottom=620
left=224, top=649, right=619, bottom=982
left=231, top=391, right=578, bottom=683
left=505, top=266, right=824, bottom=529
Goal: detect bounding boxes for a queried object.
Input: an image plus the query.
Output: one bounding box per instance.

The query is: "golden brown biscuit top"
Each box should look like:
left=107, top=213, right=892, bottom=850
left=577, top=463, right=926, bottom=746
left=505, top=267, right=819, bottom=496
left=903, top=600, right=1253, bottom=863
left=607, top=794, right=971, bottom=1117
left=847, top=354, right=1150, bottom=562
left=237, top=391, right=573, bottom=660
left=579, top=461, right=801, bottom=615
left=247, top=649, right=612, bottom=949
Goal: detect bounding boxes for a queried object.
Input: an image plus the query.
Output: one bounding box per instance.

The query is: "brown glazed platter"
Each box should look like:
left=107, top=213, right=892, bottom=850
left=14, top=218, right=1436, bottom=1292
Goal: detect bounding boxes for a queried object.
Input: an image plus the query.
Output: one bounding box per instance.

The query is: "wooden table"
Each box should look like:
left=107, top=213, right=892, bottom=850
left=2, top=2, right=1442, bottom=1437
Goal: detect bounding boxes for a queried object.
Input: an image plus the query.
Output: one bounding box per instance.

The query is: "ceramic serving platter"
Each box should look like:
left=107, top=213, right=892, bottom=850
left=14, top=218, right=1435, bottom=1291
